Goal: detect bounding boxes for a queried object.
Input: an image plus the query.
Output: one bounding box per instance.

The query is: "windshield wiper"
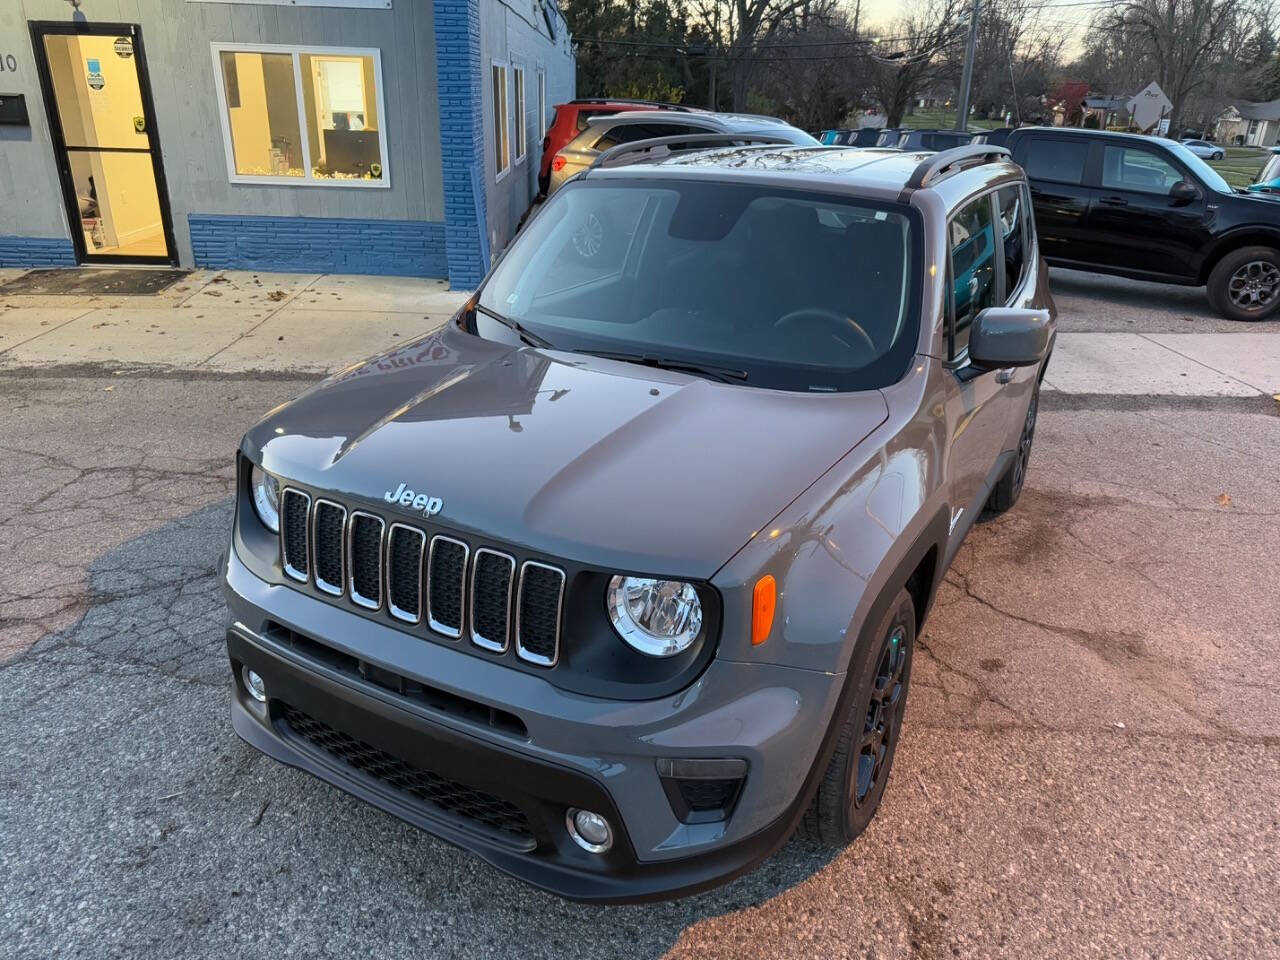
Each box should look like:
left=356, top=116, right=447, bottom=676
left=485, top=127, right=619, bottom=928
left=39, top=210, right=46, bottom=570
left=472, top=302, right=553, bottom=349
left=576, top=349, right=748, bottom=384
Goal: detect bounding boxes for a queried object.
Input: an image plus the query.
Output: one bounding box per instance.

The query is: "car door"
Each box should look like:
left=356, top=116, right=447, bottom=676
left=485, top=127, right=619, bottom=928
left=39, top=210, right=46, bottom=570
left=944, top=190, right=1010, bottom=542
left=1010, top=133, right=1094, bottom=264
left=1085, top=142, right=1212, bottom=280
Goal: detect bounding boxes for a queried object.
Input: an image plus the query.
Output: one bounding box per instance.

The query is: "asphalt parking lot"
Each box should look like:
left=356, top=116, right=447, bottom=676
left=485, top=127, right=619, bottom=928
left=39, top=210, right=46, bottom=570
left=1, top=271, right=1277, bottom=959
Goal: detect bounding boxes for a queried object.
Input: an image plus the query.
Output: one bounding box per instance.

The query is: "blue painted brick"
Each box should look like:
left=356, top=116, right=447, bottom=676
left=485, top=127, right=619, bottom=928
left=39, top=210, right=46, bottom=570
left=0, top=236, right=77, bottom=268
left=187, top=215, right=446, bottom=278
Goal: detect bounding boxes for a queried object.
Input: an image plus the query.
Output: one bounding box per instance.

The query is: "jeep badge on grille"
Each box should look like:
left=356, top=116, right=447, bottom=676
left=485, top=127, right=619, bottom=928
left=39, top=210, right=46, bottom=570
left=384, top=482, right=443, bottom=517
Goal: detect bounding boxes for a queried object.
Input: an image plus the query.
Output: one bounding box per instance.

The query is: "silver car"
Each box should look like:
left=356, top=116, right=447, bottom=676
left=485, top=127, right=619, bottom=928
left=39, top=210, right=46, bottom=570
left=1180, top=138, right=1225, bottom=160
left=546, top=110, right=817, bottom=194
left=224, top=141, right=1055, bottom=902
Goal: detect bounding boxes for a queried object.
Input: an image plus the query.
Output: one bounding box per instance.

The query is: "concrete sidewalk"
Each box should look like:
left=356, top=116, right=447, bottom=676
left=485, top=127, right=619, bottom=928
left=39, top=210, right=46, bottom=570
left=2, top=267, right=1278, bottom=395
left=0, top=268, right=468, bottom=375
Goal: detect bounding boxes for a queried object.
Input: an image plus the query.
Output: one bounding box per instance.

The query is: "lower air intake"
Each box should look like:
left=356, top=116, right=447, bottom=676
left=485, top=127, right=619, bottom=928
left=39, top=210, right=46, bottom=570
left=281, top=705, right=533, bottom=842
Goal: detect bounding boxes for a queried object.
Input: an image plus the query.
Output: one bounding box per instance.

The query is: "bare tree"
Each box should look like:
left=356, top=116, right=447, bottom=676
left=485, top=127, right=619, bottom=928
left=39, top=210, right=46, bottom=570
left=867, top=0, right=967, bottom=127
left=692, top=0, right=839, bottom=110
left=757, top=7, right=869, bottom=129
left=1096, top=0, right=1247, bottom=132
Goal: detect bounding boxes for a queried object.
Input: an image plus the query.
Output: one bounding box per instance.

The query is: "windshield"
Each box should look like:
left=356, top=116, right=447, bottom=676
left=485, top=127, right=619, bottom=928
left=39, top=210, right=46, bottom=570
left=1257, top=152, right=1280, bottom=185
left=478, top=180, right=920, bottom=392
left=1166, top=141, right=1233, bottom=194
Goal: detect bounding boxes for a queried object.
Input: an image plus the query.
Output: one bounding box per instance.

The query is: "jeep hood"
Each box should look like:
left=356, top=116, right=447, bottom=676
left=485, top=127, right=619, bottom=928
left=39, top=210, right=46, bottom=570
left=245, top=326, right=889, bottom=579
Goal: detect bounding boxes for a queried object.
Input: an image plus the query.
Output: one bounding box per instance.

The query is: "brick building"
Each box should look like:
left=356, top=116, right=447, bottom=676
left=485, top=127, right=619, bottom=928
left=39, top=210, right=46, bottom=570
left=0, top=0, right=574, bottom=289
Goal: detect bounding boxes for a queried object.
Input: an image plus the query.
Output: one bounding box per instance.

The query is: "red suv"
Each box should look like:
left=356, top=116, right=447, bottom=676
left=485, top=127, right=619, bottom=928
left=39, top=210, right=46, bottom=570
left=538, top=98, right=701, bottom=195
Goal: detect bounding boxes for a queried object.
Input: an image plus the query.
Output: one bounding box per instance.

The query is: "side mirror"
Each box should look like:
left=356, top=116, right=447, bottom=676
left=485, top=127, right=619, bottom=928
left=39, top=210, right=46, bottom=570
left=1170, top=180, right=1199, bottom=203
left=968, top=307, right=1051, bottom=369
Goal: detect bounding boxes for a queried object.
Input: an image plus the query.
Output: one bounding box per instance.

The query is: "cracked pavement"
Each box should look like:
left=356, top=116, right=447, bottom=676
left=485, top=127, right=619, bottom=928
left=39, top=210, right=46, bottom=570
left=1, top=273, right=1279, bottom=959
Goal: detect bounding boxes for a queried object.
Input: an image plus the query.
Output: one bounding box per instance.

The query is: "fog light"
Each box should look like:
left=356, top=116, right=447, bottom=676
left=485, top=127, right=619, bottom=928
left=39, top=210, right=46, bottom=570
left=242, top=666, right=267, bottom=703
left=566, top=808, right=613, bottom=853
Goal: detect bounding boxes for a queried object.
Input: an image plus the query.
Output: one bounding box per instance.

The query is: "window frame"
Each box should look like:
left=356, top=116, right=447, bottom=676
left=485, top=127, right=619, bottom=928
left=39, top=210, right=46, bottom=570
left=209, top=41, right=390, bottom=189
left=513, top=65, right=527, bottom=165
left=537, top=69, right=546, bottom=142
left=492, top=59, right=511, bottom=181
left=994, top=183, right=1032, bottom=306
left=945, top=188, right=1003, bottom=365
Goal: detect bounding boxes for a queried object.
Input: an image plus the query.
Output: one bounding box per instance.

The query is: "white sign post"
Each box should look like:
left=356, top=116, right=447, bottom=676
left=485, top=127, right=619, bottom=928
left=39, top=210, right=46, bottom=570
left=1127, top=82, right=1173, bottom=134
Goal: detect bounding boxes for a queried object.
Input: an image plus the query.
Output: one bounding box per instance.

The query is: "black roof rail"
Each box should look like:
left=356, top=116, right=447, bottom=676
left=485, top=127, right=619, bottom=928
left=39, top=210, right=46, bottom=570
left=569, top=97, right=698, bottom=112
left=902, top=144, right=1012, bottom=192
left=587, top=133, right=795, bottom=172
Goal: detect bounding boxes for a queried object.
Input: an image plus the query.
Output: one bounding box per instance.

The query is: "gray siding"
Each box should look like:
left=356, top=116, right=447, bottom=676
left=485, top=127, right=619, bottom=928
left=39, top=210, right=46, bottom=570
left=1, top=0, right=445, bottom=266
left=479, top=0, right=573, bottom=254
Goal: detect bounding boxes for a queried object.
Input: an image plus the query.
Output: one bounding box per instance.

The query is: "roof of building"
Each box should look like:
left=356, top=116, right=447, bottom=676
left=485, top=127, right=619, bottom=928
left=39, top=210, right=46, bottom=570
left=1234, top=98, right=1280, bottom=121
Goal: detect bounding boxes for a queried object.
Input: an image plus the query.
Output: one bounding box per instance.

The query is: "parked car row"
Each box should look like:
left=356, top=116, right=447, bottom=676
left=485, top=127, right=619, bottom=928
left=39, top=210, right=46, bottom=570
left=539, top=101, right=1278, bottom=321
left=819, top=127, right=1015, bottom=150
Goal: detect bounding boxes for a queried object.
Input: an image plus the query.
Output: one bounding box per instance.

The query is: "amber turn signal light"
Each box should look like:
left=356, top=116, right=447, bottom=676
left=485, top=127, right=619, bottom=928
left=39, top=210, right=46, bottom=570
left=752, top=575, right=776, bottom=646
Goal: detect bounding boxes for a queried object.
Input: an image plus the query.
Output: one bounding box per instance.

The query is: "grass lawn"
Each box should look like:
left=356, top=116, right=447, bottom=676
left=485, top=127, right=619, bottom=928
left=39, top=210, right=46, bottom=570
left=1207, top=146, right=1271, bottom=189
left=900, top=107, right=1001, bottom=132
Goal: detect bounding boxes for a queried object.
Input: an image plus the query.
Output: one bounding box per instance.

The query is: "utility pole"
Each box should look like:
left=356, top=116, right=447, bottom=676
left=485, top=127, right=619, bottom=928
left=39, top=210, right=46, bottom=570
left=954, top=0, right=981, bottom=131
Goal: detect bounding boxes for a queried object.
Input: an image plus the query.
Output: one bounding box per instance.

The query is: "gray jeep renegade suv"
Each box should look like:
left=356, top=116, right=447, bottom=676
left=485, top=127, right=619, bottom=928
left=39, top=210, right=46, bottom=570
left=223, top=141, right=1055, bottom=902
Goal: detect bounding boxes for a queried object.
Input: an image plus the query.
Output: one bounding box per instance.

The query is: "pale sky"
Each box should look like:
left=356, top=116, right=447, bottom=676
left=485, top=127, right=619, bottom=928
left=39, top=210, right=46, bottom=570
left=857, top=0, right=1098, bottom=56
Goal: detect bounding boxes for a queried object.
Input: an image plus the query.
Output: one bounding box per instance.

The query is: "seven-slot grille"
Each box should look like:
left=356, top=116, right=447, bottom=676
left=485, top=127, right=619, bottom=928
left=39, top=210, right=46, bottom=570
left=279, top=487, right=562, bottom=667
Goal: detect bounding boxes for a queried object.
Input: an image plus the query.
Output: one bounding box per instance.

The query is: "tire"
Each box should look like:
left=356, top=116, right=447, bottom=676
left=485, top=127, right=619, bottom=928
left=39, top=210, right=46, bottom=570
left=801, top=588, right=915, bottom=847
left=1207, top=246, right=1280, bottom=322
left=1214, top=151, right=1224, bottom=160
left=986, top=376, right=1040, bottom=514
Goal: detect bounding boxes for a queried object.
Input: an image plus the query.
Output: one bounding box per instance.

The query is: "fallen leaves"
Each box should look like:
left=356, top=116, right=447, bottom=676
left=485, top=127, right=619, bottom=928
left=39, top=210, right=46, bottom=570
left=1216, top=492, right=1232, bottom=507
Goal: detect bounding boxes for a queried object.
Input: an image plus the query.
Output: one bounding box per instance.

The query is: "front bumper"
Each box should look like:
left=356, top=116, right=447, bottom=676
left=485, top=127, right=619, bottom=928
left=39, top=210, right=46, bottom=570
left=223, top=545, right=845, bottom=902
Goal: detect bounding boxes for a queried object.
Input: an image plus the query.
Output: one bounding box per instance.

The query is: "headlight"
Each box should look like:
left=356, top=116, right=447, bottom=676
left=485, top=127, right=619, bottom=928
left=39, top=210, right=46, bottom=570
left=606, top=576, right=703, bottom=657
left=250, top=465, right=280, bottom=533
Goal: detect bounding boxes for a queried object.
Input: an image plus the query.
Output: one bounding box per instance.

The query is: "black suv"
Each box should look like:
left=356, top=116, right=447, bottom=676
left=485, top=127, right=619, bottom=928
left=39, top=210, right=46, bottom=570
left=1007, top=126, right=1280, bottom=320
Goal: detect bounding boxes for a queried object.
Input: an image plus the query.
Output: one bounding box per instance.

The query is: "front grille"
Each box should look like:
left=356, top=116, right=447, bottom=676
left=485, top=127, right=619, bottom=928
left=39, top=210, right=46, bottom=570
left=470, top=550, right=514, bottom=652
left=281, top=489, right=311, bottom=582
left=517, top=562, right=565, bottom=666
left=312, top=500, right=346, bottom=595
left=428, top=536, right=468, bottom=638
left=281, top=705, right=532, bottom=842
left=387, top=524, right=424, bottom=623
left=274, top=487, right=564, bottom=668
left=348, top=513, right=384, bottom=609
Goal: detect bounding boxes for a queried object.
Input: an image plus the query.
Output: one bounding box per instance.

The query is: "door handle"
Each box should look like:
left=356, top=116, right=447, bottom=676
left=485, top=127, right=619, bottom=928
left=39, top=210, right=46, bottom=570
left=995, top=367, right=1015, bottom=384
left=1098, top=195, right=1128, bottom=207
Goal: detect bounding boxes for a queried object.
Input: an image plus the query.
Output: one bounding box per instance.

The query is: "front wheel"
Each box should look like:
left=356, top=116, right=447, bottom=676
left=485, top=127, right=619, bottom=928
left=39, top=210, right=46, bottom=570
left=1207, top=246, right=1280, bottom=321
left=800, top=588, right=915, bottom=846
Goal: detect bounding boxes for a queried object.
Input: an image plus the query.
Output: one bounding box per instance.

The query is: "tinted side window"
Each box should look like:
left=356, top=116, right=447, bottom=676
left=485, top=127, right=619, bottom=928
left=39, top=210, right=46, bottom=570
left=1100, top=145, right=1183, bottom=193
left=995, top=185, right=1028, bottom=301
left=1020, top=137, right=1089, bottom=185
left=948, top=194, right=997, bottom=359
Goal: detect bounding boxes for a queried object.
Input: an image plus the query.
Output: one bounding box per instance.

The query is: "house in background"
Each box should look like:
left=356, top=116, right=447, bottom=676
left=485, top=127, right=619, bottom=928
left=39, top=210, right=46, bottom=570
left=1215, top=100, right=1280, bottom=148
left=0, top=0, right=574, bottom=289
left=1082, top=96, right=1130, bottom=130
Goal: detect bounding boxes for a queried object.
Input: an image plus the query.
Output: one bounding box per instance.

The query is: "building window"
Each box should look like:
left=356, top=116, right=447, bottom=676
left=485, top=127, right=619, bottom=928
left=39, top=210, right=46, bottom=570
left=212, top=43, right=388, bottom=187
left=492, top=62, right=510, bottom=179
left=537, top=70, right=546, bottom=142
left=513, top=67, right=527, bottom=164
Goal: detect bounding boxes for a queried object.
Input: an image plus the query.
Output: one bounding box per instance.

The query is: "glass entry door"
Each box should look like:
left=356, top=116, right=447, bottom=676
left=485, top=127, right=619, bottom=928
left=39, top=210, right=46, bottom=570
left=31, top=22, right=175, bottom=264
